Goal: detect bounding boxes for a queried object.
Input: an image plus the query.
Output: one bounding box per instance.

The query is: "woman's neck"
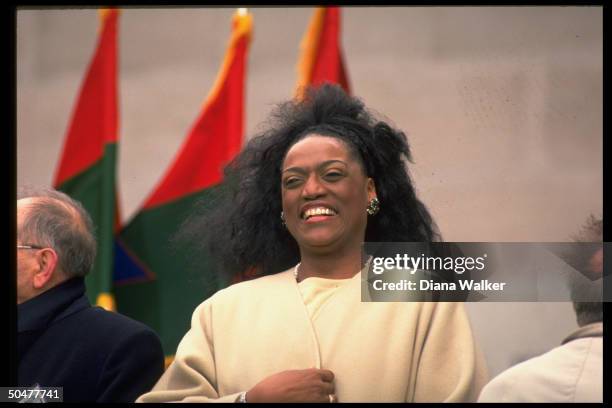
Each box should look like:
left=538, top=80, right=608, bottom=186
left=297, top=247, right=367, bottom=281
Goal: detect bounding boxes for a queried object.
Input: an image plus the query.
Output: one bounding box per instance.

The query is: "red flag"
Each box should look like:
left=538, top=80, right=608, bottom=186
left=54, top=9, right=119, bottom=187
left=143, top=9, right=253, bottom=209
left=296, top=7, right=351, bottom=98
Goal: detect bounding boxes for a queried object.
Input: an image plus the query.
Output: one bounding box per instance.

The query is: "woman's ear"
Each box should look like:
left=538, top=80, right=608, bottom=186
left=367, top=178, right=377, bottom=201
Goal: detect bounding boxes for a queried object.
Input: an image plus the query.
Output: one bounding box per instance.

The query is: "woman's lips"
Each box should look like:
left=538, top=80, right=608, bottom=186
left=301, top=206, right=338, bottom=220
left=303, top=213, right=337, bottom=224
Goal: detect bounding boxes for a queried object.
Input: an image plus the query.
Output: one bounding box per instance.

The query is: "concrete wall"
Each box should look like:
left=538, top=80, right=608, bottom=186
left=16, top=6, right=602, bottom=380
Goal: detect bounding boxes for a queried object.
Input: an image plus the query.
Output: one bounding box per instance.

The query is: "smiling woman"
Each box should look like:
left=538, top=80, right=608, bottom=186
left=137, top=84, right=488, bottom=403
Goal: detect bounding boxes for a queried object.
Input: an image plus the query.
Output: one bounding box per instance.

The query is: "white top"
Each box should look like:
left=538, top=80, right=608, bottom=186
left=297, top=275, right=353, bottom=320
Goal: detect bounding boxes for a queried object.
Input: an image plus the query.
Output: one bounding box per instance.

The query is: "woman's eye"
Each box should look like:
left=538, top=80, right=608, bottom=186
left=284, top=178, right=301, bottom=188
left=324, top=171, right=343, bottom=180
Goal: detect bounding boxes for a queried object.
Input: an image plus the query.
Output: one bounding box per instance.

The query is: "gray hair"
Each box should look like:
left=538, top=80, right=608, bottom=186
left=561, top=215, right=603, bottom=327
left=18, top=185, right=97, bottom=278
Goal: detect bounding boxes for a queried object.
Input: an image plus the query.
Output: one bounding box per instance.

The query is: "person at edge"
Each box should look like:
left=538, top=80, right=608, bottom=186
left=478, top=216, right=603, bottom=403
left=17, top=186, right=165, bottom=402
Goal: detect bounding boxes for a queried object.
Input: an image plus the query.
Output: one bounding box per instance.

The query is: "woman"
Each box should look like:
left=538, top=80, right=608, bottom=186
left=137, top=84, right=488, bottom=402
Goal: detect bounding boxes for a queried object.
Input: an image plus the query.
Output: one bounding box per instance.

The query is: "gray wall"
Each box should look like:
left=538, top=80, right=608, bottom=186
left=17, top=7, right=602, bottom=380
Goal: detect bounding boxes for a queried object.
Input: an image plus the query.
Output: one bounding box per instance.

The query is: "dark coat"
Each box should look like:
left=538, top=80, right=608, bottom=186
left=18, top=277, right=165, bottom=402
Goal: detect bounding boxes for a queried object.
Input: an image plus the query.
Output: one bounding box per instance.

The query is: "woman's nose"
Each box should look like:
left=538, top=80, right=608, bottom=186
left=302, top=174, right=325, bottom=199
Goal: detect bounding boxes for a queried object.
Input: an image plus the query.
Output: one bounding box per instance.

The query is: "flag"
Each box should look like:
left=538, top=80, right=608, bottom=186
left=53, top=9, right=120, bottom=311
left=113, top=9, right=253, bottom=357
left=296, top=6, right=351, bottom=98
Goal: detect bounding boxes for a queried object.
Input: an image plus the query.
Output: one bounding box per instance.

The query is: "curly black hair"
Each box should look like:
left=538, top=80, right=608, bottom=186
left=178, top=84, right=440, bottom=279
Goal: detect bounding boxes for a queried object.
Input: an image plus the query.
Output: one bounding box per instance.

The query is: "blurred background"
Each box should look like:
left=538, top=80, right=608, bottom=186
left=17, top=6, right=602, bottom=378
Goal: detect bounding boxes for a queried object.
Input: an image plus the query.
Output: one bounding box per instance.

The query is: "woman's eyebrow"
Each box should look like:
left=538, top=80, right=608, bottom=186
left=281, top=166, right=307, bottom=175
left=318, top=159, right=348, bottom=170
left=282, top=160, right=347, bottom=174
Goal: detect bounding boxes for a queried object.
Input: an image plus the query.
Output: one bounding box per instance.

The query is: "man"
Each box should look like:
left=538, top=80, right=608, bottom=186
left=17, top=186, right=164, bottom=402
left=478, top=216, right=603, bottom=403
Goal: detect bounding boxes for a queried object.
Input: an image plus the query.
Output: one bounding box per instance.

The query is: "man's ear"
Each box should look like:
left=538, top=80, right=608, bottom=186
left=32, top=248, right=59, bottom=289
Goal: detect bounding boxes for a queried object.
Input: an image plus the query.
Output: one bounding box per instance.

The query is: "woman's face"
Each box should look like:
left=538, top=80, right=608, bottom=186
left=281, top=134, right=376, bottom=254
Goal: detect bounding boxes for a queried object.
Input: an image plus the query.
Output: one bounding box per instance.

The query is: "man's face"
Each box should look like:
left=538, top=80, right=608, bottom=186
left=17, top=198, right=39, bottom=304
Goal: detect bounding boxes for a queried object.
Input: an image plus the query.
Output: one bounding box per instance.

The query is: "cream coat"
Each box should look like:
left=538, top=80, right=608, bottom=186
left=478, top=322, right=603, bottom=402
left=137, top=268, right=488, bottom=402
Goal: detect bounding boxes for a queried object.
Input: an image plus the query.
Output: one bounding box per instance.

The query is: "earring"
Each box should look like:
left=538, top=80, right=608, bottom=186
left=366, top=197, right=380, bottom=216
left=280, top=211, right=286, bottom=226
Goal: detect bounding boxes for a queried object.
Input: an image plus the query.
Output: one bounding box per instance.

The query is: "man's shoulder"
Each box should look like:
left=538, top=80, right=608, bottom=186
left=72, top=305, right=159, bottom=339
left=88, top=306, right=156, bottom=331
left=477, top=352, right=552, bottom=402
left=479, top=338, right=602, bottom=402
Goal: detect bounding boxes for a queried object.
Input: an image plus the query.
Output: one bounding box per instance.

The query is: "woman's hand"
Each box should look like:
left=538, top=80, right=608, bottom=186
left=245, top=368, right=336, bottom=403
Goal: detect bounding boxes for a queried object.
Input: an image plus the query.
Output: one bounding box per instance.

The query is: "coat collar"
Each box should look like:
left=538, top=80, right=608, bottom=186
left=562, top=321, right=603, bottom=344
left=18, top=277, right=89, bottom=333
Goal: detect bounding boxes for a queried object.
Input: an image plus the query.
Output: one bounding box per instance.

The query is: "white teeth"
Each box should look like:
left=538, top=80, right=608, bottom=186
left=303, top=207, right=336, bottom=219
